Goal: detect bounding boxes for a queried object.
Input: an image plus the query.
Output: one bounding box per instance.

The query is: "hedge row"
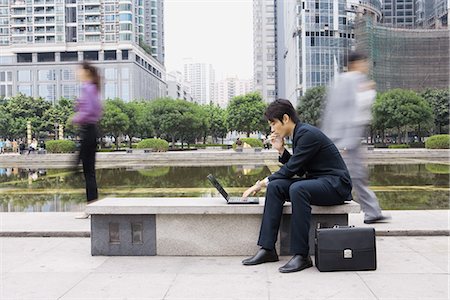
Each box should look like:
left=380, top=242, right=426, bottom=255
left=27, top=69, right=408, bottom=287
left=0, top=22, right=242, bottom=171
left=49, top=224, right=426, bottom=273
left=136, top=138, right=169, bottom=152
left=425, top=135, right=450, bottom=149
left=45, top=140, right=77, bottom=153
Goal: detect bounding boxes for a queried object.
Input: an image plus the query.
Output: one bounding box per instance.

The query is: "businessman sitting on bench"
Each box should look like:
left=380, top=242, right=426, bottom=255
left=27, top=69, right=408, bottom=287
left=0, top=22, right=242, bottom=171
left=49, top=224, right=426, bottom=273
left=242, top=99, right=353, bottom=273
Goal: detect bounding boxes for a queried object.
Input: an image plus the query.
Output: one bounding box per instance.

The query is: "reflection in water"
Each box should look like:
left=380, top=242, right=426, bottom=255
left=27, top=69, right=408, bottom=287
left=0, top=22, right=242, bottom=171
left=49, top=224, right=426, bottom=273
left=0, top=164, right=448, bottom=212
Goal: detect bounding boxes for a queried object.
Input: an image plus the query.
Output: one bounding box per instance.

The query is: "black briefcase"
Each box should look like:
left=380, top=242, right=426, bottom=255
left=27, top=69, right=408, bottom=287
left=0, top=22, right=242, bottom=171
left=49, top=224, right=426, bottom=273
left=315, top=226, right=377, bottom=272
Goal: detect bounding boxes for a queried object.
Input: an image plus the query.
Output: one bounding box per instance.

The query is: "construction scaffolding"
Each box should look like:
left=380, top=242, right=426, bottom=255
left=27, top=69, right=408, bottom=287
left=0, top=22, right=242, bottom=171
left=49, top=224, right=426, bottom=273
left=355, top=17, right=450, bottom=92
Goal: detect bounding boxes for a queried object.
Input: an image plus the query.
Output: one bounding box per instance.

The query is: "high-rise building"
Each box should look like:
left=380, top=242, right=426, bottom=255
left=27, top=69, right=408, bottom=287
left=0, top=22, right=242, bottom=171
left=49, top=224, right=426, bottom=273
left=215, top=77, right=254, bottom=108
left=356, top=0, right=449, bottom=91
left=0, top=0, right=166, bottom=102
left=381, top=0, right=416, bottom=28
left=416, top=0, right=448, bottom=28
left=253, top=0, right=277, bottom=103
left=143, top=0, right=164, bottom=63
left=166, top=70, right=194, bottom=102
left=183, top=61, right=215, bottom=105
left=276, top=0, right=353, bottom=105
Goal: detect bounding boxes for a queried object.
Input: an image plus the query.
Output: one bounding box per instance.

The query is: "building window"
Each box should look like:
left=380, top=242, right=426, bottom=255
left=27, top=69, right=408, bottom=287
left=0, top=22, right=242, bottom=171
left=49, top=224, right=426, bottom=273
left=38, top=70, right=56, bottom=81
left=17, top=53, right=32, bottom=63
left=122, top=81, right=130, bottom=102
left=83, top=51, right=99, bottom=61
left=104, top=50, right=116, bottom=61
left=38, top=84, right=56, bottom=102
left=122, top=50, right=129, bottom=60
left=37, top=52, right=55, bottom=62
left=61, top=51, right=78, bottom=61
left=104, top=82, right=117, bottom=99
left=18, top=85, right=32, bottom=96
left=121, top=68, right=129, bottom=80
left=17, top=70, right=31, bottom=82
left=61, top=69, right=75, bottom=81
left=105, top=68, right=117, bottom=80
left=62, top=84, right=78, bottom=99
left=0, top=85, right=12, bottom=98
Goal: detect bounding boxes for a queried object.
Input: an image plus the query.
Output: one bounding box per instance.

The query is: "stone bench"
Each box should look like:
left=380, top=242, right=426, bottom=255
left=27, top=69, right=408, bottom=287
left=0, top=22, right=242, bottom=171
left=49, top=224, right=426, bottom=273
left=86, top=197, right=360, bottom=256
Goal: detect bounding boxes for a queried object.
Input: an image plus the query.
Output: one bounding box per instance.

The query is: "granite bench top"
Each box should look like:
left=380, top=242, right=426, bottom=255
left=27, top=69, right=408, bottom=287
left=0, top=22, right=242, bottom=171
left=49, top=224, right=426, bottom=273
left=86, top=197, right=360, bottom=215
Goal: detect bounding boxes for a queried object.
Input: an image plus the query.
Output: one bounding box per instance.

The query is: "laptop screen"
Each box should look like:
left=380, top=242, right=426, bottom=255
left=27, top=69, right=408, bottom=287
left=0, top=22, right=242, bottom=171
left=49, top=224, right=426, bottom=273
left=207, top=174, right=229, bottom=200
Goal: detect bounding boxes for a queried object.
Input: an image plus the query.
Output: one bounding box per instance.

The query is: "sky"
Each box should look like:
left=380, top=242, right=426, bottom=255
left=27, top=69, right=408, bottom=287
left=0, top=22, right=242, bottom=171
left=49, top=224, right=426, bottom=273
left=164, top=0, right=254, bottom=80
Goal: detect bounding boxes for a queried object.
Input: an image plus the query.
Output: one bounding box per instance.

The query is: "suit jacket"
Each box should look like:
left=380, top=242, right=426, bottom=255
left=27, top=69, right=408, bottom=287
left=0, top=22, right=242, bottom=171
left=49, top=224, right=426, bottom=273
left=268, top=123, right=352, bottom=200
left=321, top=71, right=368, bottom=150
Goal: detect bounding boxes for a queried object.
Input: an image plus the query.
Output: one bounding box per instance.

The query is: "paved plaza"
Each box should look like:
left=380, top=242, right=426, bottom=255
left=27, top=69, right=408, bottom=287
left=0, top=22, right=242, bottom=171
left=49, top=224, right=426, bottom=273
left=0, top=211, right=449, bottom=299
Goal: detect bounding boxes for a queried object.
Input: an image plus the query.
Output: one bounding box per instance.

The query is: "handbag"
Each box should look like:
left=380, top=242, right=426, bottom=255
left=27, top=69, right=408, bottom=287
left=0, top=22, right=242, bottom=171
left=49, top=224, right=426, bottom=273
left=314, top=225, right=377, bottom=272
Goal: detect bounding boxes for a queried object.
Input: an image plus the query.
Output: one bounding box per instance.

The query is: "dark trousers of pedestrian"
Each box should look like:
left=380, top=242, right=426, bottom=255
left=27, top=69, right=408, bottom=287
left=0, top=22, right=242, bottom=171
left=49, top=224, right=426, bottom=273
left=257, top=178, right=345, bottom=256
left=79, top=124, right=98, bottom=202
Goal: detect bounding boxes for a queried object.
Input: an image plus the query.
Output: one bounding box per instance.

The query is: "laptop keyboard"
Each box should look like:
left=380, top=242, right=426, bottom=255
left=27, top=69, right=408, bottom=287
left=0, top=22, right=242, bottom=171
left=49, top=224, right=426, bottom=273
left=229, top=197, right=259, bottom=203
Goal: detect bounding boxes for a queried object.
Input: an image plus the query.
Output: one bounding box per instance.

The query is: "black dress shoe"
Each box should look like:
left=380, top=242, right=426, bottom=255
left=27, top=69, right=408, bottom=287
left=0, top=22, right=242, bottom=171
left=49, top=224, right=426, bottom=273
left=364, top=215, right=391, bottom=224
left=278, top=255, right=313, bottom=273
left=242, top=248, right=279, bottom=265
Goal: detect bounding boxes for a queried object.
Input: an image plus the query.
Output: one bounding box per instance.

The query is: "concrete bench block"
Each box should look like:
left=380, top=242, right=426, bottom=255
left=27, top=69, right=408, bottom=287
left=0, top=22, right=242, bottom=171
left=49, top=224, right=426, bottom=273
left=87, top=198, right=360, bottom=256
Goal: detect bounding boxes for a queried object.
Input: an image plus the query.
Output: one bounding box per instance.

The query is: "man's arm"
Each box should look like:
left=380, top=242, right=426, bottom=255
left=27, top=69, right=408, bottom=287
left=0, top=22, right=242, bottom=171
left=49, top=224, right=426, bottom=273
left=269, top=129, right=321, bottom=180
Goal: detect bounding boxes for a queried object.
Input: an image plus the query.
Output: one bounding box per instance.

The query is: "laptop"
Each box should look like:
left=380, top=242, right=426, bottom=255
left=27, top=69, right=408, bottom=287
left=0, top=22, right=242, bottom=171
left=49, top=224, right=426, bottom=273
left=207, top=174, right=260, bottom=204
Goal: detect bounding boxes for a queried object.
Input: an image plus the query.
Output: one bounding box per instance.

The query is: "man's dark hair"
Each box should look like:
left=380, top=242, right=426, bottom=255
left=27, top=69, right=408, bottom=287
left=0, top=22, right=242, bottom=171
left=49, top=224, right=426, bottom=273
left=264, top=99, right=300, bottom=124
left=348, top=51, right=368, bottom=63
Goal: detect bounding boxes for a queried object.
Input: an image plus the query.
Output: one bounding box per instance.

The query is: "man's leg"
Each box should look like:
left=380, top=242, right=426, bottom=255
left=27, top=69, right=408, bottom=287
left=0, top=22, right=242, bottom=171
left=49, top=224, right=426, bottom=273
left=243, top=178, right=299, bottom=266
left=346, top=148, right=383, bottom=220
left=257, top=178, right=297, bottom=250
left=289, top=178, right=345, bottom=255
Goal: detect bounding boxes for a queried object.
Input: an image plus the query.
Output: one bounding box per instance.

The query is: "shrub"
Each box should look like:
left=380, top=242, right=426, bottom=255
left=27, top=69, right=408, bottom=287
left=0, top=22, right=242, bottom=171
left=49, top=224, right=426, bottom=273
left=388, top=144, right=410, bottom=149
left=425, top=135, right=450, bottom=149
left=136, top=138, right=169, bottom=152
left=233, top=138, right=263, bottom=149
left=45, top=140, right=77, bottom=153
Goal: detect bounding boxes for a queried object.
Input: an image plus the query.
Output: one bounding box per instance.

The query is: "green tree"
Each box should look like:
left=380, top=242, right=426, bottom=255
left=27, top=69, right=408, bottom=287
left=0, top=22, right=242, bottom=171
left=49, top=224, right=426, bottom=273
left=99, top=100, right=130, bottom=149
left=297, top=86, right=327, bottom=126
left=147, top=98, right=204, bottom=148
left=103, top=98, right=144, bottom=148
left=0, top=94, right=51, bottom=139
left=226, top=92, right=267, bottom=137
left=42, top=98, right=75, bottom=138
left=420, top=89, right=449, bottom=134
left=373, top=89, right=433, bottom=143
left=204, top=104, right=227, bottom=143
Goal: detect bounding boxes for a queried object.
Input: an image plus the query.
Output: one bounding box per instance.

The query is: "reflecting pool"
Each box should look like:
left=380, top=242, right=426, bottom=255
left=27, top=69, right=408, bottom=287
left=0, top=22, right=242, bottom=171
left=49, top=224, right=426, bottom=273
left=0, top=164, right=448, bottom=212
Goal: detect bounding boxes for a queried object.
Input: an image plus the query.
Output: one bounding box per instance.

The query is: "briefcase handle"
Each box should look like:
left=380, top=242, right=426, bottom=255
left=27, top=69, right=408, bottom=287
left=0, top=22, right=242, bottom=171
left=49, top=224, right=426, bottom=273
left=332, top=225, right=355, bottom=229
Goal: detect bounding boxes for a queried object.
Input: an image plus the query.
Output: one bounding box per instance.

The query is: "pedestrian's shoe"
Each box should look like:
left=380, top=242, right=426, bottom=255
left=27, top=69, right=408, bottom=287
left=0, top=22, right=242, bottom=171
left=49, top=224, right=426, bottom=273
left=278, top=255, right=313, bottom=273
left=75, top=212, right=90, bottom=219
left=242, top=248, right=279, bottom=265
left=364, top=214, right=391, bottom=224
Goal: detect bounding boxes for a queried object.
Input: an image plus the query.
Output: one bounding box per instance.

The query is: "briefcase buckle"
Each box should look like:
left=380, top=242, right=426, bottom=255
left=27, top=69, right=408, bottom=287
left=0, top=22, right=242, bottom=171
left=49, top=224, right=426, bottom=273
left=343, top=249, right=353, bottom=259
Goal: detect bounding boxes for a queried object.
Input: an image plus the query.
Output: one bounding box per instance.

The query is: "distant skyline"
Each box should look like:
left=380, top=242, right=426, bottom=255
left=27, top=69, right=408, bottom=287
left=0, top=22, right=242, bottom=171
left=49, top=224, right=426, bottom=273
left=164, top=0, right=253, bottom=80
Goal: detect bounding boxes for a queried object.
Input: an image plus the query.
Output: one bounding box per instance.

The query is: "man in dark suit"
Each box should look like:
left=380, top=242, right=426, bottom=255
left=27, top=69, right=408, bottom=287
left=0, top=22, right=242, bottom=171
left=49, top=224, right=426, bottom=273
left=242, top=99, right=352, bottom=273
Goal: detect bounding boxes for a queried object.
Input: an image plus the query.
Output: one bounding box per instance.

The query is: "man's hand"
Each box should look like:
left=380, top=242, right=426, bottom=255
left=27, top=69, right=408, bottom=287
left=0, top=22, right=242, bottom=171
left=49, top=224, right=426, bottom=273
left=242, top=178, right=268, bottom=198
left=270, top=133, right=284, bottom=154
left=242, top=183, right=261, bottom=198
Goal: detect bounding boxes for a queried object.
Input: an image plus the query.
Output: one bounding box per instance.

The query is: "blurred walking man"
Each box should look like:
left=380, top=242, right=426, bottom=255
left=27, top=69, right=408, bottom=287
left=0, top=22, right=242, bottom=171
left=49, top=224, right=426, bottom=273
left=321, top=51, right=390, bottom=224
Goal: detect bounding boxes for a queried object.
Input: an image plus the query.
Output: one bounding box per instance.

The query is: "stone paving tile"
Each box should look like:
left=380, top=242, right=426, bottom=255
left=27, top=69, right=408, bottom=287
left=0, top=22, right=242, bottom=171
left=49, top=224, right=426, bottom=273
left=0, top=237, right=65, bottom=273
left=1, top=272, right=89, bottom=299
left=94, top=256, right=190, bottom=275
left=60, top=273, right=176, bottom=299
left=164, top=273, right=269, bottom=300
left=397, top=236, right=450, bottom=253
left=375, top=251, right=446, bottom=274
left=266, top=271, right=377, bottom=300
left=8, top=238, right=108, bottom=273
left=358, top=273, right=449, bottom=299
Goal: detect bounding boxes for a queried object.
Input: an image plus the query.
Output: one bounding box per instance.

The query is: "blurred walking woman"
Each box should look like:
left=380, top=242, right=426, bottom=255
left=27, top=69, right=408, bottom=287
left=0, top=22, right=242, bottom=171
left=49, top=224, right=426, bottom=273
left=73, top=61, right=103, bottom=219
